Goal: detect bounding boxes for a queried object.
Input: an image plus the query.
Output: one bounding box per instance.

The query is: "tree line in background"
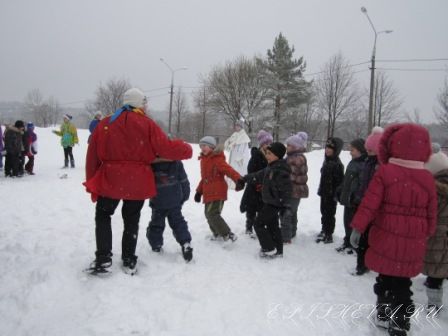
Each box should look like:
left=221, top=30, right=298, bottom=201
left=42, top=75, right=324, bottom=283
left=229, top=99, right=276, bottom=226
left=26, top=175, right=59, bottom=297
left=1, top=33, right=447, bottom=147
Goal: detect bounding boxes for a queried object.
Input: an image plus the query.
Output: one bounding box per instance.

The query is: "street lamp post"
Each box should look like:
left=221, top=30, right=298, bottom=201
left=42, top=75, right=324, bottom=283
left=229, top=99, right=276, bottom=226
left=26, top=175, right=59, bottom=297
left=361, top=7, right=392, bottom=133
left=160, top=58, right=187, bottom=135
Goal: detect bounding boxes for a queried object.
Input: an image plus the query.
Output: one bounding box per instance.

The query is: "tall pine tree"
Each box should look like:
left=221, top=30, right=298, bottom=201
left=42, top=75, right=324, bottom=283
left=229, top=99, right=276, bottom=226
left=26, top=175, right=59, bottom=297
left=258, top=33, right=309, bottom=140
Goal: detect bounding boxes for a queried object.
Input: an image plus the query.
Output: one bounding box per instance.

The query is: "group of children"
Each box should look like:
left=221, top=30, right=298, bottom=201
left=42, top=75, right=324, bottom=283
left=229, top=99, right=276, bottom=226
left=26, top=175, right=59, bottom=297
left=312, top=123, right=447, bottom=336
left=0, top=111, right=441, bottom=336
left=152, top=123, right=446, bottom=336
left=1, top=121, right=38, bottom=177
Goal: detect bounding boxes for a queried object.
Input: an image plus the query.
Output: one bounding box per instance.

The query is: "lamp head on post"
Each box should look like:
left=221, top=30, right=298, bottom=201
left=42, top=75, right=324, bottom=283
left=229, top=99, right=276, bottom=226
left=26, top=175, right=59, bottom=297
left=159, top=58, right=188, bottom=134
left=361, top=6, right=393, bottom=134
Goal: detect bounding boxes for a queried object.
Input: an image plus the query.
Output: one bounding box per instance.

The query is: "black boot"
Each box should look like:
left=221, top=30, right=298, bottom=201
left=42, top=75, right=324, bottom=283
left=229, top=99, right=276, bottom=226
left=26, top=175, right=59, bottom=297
left=374, top=279, right=393, bottom=329
left=181, top=242, right=193, bottom=262
left=388, top=295, right=414, bottom=336
left=70, top=159, right=75, bottom=168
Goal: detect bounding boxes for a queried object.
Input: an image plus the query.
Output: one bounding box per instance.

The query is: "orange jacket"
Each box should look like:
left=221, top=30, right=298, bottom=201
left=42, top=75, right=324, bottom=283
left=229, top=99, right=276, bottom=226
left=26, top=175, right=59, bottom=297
left=196, top=146, right=241, bottom=203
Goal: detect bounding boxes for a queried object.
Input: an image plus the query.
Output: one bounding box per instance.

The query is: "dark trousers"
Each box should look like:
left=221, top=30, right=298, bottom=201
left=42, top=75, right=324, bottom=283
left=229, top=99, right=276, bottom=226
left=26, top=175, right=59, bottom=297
left=95, top=196, right=144, bottom=260
left=320, top=196, right=337, bottom=235
left=426, top=276, right=444, bottom=289
left=281, top=198, right=301, bottom=241
left=255, top=204, right=283, bottom=254
left=374, top=274, right=413, bottom=330
left=246, top=209, right=257, bottom=232
left=5, top=153, right=21, bottom=176
left=343, top=206, right=356, bottom=246
left=63, top=146, right=74, bottom=166
left=25, top=155, right=34, bottom=174
left=356, top=227, right=370, bottom=270
left=147, top=206, right=191, bottom=249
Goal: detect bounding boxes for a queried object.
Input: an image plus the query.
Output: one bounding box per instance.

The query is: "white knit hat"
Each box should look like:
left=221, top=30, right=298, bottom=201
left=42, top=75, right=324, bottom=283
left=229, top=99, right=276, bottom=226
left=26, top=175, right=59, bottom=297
left=123, top=88, right=147, bottom=108
left=425, top=151, right=448, bottom=175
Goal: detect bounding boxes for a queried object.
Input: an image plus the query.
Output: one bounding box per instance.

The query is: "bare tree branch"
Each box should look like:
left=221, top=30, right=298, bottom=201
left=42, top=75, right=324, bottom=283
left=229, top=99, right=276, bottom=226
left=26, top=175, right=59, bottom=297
left=316, top=52, right=360, bottom=138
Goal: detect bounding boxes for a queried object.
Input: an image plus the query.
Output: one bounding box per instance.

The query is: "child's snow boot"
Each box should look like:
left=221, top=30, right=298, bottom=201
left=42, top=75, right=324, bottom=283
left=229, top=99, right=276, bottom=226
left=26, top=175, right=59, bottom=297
left=224, top=232, right=237, bottom=242
left=122, top=256, right=137, bottom=275
left=85, top=253, right=112, bottom=275
left=182, top=242, right=193, bottom=262
left=426, top=287, right=443, bottom=312
left=259, top=248, right=276, bottom=258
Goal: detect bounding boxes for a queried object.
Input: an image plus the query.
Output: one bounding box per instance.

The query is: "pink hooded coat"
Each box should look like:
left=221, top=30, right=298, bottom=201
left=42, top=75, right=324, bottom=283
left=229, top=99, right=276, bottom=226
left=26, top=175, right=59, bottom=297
left=351, top=123, right=437, bottom=277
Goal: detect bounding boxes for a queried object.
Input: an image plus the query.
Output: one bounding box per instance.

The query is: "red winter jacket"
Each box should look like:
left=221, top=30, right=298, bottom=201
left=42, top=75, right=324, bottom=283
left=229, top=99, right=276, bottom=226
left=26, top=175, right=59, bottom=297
left=84, top=110, right=192, bottom=201
left=351, top=123, right=437, bottom=277
left=196, top=146, right=241, bottom=203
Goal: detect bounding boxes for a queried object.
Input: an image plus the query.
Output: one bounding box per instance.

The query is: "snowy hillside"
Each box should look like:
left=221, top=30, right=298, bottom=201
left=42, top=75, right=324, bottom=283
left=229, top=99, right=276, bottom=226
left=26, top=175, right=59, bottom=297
left=0, top=127, right=446, bottom=336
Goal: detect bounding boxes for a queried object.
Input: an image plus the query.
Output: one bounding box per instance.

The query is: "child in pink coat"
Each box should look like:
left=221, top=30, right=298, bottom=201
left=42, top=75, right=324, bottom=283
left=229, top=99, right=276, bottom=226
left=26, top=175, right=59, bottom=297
left=350, top=123, right=437, bottom=336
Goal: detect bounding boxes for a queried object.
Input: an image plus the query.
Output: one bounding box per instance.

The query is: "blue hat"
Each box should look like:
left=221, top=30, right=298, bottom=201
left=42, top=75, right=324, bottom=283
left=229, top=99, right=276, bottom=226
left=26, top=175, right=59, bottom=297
left=27, top=122, right=34, bottom=129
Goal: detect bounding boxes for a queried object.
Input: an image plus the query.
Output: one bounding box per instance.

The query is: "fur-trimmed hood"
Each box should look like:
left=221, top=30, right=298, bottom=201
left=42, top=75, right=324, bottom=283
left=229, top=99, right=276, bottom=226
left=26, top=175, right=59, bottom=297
left=6, top=125, right=23, bottom=134
left=198, top=144, right=224, bottom=159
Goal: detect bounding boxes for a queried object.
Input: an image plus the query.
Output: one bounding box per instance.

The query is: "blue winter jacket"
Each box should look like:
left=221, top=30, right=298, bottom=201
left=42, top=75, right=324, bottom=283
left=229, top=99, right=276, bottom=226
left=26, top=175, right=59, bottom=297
left=150, top=160, right=190, bottom=209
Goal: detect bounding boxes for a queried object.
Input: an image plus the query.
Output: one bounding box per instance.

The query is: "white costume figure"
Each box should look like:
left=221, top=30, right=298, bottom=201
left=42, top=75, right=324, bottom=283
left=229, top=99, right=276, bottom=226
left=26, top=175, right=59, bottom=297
left=224, top=120, right=251, bottom=189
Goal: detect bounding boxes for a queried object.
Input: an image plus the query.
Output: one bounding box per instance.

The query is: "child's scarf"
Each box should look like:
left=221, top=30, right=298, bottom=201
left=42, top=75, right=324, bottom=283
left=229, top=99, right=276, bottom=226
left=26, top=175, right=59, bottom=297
left=109, top=105, right=145, bottom=123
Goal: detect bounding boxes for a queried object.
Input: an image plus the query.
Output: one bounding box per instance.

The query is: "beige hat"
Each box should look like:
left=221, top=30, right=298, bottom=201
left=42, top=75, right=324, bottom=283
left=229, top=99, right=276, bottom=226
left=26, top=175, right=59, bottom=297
left=123, top=88, right=147, bottom=108
left=425, top=151, right=448, bottom=175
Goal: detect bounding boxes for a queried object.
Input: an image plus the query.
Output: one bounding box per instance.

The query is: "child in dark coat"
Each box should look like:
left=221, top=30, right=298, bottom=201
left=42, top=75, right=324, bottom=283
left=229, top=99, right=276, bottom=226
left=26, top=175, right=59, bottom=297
left=335, top=138, right=367, bottom=254
left=242, top=142, right=292, bottom=258
left=4, top=120, right=25, bottom=177
left=146, top=158, right=193, bottom=262
left=352, top=127, right=383, bottom=275
left=239, top=130, right=273, bottom=236
left=316, top=137, right=344, bottom=244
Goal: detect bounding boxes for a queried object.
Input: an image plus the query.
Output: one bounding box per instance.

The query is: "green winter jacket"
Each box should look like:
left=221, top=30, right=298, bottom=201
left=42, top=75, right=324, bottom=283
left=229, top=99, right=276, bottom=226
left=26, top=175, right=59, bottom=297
left=53, top=122, right=79, bottom=148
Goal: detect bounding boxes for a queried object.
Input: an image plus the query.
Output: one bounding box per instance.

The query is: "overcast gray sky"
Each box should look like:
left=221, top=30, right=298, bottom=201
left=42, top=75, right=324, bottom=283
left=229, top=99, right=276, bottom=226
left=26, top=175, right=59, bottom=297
left=1, top=0, right=447, bottom=123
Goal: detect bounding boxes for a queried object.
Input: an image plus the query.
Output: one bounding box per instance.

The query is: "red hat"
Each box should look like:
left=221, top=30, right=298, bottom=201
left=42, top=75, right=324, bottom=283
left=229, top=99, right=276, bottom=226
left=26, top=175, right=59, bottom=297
left=378, top=123, right=431, bottom=164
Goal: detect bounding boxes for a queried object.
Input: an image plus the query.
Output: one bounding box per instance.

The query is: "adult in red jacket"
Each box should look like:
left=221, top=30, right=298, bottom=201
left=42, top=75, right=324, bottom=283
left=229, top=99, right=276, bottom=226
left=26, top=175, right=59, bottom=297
left=350, top=123, right=437, bottom=335
left=84, top=88, right=192, bottom=275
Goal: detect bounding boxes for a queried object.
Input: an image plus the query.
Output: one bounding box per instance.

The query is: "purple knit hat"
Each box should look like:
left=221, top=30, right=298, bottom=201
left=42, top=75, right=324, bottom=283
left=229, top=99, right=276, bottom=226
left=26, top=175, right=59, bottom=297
left=286, top=132, right=308, bottom=150
left=257, top=130, right=273, bottom=146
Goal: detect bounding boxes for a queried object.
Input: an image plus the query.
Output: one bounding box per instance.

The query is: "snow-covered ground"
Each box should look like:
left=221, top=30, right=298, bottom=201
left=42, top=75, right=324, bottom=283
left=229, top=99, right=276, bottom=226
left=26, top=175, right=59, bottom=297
left=0, top=127, right=446, bottom=336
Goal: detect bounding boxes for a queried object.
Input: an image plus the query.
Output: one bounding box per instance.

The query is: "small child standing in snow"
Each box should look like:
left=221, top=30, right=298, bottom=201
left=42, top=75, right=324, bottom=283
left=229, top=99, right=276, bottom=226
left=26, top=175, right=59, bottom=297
left=335, top=138, right=367, bottom=254
left=4, top=120, right=25, bottom=177
left=52, top=114, right=78, bottom=168
left=422, top=144, right=448, bottom=312
left=351, top=127, right=383, bottom=275
left=146, top=158, right=193, bottom=262
left=240, top=130, right=273, bottom=236
left=195, top=136, right=243, bottom=241
left=350, top=123, right=437, bottom=336
left=24, top=122, right=38, bottom=175
left=242, top=142, right=292, bottom=258
left=282, top=132, right=309, bottom=242
left=316, top=137, right=344, bottom=244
